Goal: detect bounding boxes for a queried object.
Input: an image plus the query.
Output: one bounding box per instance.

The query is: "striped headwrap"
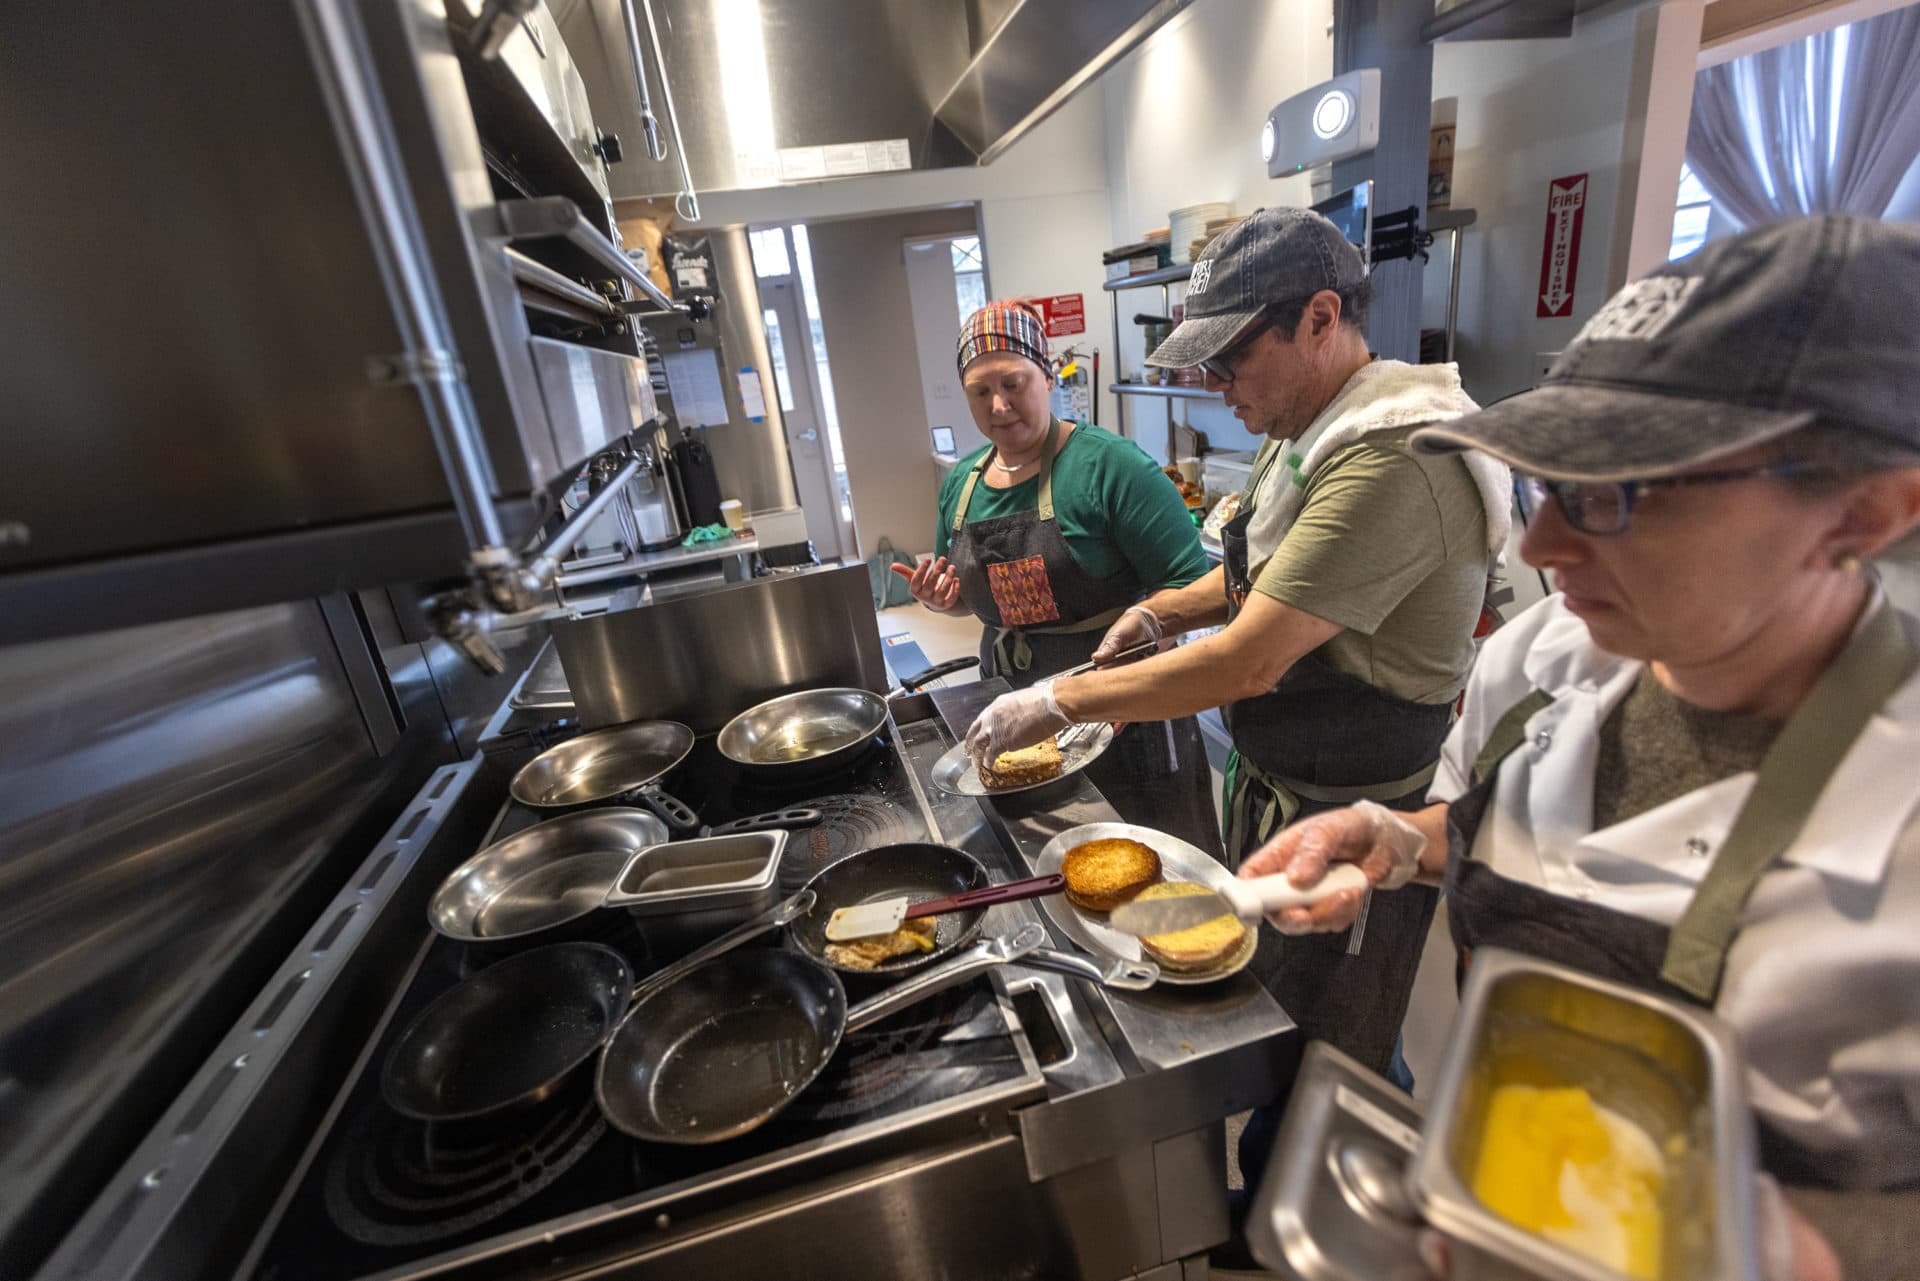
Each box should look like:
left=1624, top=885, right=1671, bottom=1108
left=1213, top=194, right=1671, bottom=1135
left=955, top=300, right=1051, bottom=379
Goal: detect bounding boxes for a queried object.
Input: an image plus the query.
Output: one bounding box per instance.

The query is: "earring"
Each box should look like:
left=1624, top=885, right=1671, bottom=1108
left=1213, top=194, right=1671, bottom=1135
left=1835, top=552, right=1862, bottom=574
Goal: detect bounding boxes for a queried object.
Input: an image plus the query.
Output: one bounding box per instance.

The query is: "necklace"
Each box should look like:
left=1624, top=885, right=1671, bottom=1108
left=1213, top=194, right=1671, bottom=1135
left=991, top=456, right=1040, bottom=475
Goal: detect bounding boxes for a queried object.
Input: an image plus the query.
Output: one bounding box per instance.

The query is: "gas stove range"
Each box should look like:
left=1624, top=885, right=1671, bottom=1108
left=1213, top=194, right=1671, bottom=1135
left=246, top=730, right=1042, bottom=1281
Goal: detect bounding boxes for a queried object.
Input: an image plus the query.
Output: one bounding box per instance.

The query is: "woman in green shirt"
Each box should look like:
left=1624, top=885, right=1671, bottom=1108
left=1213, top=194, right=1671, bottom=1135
left=896, top=300, right=1222, bottom=857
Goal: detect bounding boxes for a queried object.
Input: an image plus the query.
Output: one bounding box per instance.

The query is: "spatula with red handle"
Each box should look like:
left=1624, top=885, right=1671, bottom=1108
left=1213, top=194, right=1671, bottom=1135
left=824, top=873, right=1068, bottom=942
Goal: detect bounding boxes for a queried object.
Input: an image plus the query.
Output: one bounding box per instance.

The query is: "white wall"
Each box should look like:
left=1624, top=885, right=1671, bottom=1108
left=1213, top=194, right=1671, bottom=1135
left=686, top=90, right=1120, bottom=431
left=1096, top=0, right=1335, bottom=461
left=1429, top=6, right=1646, bottom=404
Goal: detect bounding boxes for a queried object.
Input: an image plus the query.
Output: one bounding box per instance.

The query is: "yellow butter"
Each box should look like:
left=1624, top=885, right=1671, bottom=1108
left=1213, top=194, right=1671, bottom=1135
left=1472, top=1083, right=1665, bottom=1280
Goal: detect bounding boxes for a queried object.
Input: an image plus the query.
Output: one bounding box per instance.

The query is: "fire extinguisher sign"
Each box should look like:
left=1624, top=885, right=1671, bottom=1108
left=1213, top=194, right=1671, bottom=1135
left=1537, top=173, right=1588, bottom=319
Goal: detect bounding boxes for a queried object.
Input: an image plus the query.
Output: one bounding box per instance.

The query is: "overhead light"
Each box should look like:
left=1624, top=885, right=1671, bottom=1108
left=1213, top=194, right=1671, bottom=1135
left=1263, top=69, right=1381, bottom=178
left=1312, top=89, right=1354, bottom=141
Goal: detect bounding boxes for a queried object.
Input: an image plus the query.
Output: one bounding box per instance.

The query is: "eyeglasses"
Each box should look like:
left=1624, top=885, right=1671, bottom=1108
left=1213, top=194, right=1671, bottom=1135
left=1196, top=312, right=1274, bottom=385
left=1522, top=462, right=1826, bottom=536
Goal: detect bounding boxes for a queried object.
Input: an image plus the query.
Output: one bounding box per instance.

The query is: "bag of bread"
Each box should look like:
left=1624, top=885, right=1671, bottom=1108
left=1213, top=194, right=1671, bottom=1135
left=614, top=197, right=675, bottom=298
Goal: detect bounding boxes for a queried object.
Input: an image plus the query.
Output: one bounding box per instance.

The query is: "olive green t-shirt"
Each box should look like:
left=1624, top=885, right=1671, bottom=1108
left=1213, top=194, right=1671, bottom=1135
left=934, top=425, right=1208, bottom=592
left=1250, top=427, right=1488, bottom=704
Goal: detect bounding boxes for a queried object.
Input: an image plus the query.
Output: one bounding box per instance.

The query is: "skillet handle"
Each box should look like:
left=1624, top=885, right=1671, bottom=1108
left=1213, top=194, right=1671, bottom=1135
left=631, top=785, right=701, bottom=832
left=1015, top=947, right=1160, bottom=991
left=904, top=873, right=1067, bottom=920
left=704, top=807, right=822, bottom=837
left=896, top=655, right=979, bottom=693
left=844, top=922, right=1045, bottom=1032
left=629, top=888, right=816, bottom=1003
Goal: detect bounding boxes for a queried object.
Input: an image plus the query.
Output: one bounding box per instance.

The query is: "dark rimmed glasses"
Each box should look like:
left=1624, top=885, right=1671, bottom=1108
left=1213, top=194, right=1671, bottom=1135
left=1521, top=462, right=1826, bottom=536
left=1196, top=311, right=1275, bottom=384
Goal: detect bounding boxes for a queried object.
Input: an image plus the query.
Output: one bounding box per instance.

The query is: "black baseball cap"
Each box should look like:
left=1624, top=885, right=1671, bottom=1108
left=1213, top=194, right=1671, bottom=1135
left=1414, top=215, right=1920, bottom=480
left=1145, top=207, right=1367, bottom=369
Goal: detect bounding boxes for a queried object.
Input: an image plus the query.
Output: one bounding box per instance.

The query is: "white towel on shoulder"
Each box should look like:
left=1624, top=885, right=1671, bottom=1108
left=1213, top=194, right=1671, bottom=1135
left=1245, top=360, right=1512, bottom=580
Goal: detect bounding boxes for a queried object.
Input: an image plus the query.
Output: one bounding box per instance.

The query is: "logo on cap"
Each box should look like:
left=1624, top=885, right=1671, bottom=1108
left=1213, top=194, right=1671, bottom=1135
left=1188, top=259, right=1214, bottom=294
left=1572, top=276, right=1701, bottom=346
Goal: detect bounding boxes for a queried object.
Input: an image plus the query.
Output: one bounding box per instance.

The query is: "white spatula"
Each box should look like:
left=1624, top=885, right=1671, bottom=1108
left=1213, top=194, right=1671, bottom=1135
left=824, top=873, right=1068, bottom=942
left=1107, top=864, right=1372, bottom=937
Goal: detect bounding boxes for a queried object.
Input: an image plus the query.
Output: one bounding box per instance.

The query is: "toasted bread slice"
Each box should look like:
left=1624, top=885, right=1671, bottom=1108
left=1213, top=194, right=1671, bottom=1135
left=824, top=916, right=937, bottom=971
left=1062, top=837, right=1162, bottom=911
left=982, top=738, right=1063, bottom=788
left=1132, top=881, right=1246, bottom=972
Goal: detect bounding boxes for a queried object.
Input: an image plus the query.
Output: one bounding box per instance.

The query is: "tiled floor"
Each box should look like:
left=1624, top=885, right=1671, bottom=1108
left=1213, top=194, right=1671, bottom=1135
left=877, top=601, right=1461, bottom=1245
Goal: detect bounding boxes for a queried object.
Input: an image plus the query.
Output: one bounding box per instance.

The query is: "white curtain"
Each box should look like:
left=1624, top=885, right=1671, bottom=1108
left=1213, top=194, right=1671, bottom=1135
left=1685, top=4, right=1920, bottom=229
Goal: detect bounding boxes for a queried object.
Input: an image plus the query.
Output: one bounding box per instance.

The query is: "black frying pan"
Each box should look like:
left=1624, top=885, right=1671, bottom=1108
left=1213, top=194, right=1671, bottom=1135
left=789, top=843, right=989, bottom=977
left=382, top=942, right=632, bottom=1123
left=595, top=923, right=1045, bottom=1145
left=382, top=894, right=816, bottom=1124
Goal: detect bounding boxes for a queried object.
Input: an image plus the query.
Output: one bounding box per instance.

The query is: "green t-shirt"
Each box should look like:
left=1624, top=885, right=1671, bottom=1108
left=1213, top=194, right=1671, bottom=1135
left=935, top=424, right=1209, bottom=594
left=1250, top=427, right=1488, bottom=704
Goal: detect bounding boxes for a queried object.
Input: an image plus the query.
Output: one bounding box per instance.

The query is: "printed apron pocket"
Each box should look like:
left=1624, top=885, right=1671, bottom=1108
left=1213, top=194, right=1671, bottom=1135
left=987, top=555, right=1062, bottom=627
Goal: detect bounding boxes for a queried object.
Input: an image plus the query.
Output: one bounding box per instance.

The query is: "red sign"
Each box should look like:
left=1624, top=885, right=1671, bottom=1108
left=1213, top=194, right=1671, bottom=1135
left=1023, top=293, right=1086, bottom=337
left=1536, top=173, right=1588, bottom=319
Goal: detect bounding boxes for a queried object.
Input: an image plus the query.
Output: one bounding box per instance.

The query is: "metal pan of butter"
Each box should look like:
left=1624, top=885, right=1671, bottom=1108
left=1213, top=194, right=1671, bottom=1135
left=1410, top=948, right=1762, bottom=1281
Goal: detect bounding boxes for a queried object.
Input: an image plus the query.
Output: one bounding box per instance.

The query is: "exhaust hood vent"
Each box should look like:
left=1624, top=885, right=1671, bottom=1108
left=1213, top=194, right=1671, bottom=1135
left=553, top=0, right=1192, bottom=202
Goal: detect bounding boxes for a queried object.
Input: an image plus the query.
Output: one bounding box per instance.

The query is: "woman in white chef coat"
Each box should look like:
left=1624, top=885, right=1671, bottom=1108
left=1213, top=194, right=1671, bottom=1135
left=1242, top=216, right=1920, bottom=1281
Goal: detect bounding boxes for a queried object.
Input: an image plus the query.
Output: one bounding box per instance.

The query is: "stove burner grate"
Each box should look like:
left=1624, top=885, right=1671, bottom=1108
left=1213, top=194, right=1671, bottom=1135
left=782, top=984, right=1017, bottom=1122
left=777, top=793, right=926, bottom=892
left=323, top=1084, right=605, bottom=1247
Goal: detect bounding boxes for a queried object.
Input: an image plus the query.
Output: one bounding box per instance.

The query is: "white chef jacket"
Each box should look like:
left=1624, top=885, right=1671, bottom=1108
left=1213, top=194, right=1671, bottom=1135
left=1430, top=591, right=1920, bottom=1190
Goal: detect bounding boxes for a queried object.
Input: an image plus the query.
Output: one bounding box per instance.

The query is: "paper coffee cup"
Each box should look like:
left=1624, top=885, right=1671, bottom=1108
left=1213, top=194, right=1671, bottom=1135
left=719, top=499, right=746, bottom=532
left=1176, top=456, right=1202, bottom=485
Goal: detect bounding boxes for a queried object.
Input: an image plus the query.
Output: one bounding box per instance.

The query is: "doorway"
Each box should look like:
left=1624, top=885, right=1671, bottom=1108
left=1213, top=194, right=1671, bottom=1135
left=902, top=233, right=993, bottom=461
left=746, top=225, right=858, bottom=563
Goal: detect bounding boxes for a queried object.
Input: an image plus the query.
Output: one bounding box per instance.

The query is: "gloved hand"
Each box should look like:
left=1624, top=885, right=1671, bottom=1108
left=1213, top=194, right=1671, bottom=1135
left=889, top=556, right=964, bottom=613
left=1091, top=604, right=1162, bottom=663
left=964, top=683, right=1068, bottom=775
left=1238, top=800, right=1427, bottom=935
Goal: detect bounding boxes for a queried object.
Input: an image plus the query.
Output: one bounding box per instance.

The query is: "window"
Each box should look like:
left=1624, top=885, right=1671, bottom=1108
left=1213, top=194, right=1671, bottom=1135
left=951, top=235, right=987, bottom=323
left=1669, top=164, right=1715, bottom=261
left=761, top=308, right=796, bottom=412
left=747, top=226, right=792, bottom=278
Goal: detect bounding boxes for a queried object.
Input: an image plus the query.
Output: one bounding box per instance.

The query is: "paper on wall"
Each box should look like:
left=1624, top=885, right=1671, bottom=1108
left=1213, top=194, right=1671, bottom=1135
left=661, top=348, right=730, bottom=427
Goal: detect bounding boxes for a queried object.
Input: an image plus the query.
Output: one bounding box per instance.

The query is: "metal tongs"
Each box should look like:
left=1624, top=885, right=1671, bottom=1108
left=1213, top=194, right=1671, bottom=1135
left=1051, top=638, right=1159, bottom=751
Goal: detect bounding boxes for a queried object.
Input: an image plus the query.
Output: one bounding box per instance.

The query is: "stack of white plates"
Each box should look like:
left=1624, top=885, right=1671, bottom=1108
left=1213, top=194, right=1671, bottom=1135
left=1169, top=201, right=1232, bottom=264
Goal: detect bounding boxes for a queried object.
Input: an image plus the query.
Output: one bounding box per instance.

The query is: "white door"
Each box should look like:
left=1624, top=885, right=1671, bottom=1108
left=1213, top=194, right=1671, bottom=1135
left=761, top=278, right=856, bottom=560
left=902, top=236, right=988, bottom=459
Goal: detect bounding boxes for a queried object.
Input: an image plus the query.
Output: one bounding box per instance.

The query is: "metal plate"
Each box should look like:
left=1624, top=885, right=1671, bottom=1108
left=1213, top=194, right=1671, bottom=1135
left=1030, top=823, right=1256, bottom=987
left=929, top=725, right=1116, bottom=798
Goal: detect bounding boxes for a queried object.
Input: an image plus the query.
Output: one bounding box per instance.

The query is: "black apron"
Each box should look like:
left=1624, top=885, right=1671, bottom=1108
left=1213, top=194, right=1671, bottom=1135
left=945, top=419, right=1222, bottom=859
left=1446, top=601, right=1920, bottom=1280
left=1220, top=459, right=1457, bottom=1076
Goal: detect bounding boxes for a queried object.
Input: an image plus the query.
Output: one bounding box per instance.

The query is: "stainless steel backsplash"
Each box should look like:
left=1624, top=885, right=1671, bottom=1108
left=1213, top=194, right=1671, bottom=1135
left=553, top=565, right=888, bottom=732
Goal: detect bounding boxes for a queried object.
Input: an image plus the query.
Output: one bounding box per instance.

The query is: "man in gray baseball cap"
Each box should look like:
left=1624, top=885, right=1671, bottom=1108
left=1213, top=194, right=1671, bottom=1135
left=962, top=206, right=1513, bottom=1201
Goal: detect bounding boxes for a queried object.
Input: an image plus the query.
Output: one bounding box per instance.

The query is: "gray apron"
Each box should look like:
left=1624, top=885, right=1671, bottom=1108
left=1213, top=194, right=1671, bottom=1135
left=1446, top=602, right=1920, bottom=1281
left=945, top=420, right=1222, bottom=859
left=1219, top=453, right=1456, bottom=1078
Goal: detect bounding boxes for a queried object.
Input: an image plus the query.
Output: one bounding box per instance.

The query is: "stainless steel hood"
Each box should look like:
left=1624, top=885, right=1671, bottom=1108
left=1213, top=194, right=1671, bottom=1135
left=552, top=0, right=1191, bottom=202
